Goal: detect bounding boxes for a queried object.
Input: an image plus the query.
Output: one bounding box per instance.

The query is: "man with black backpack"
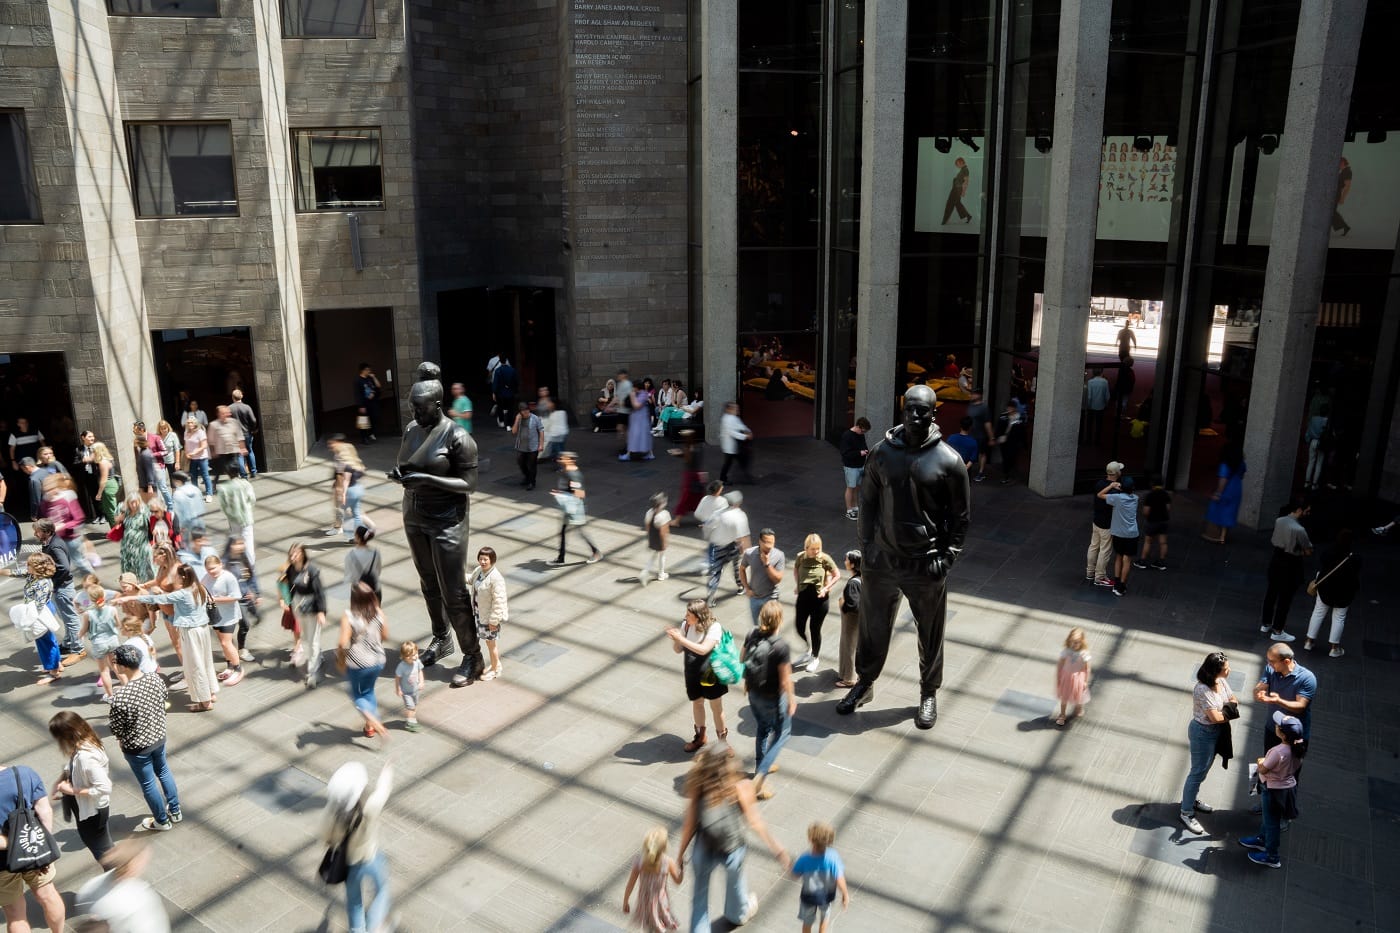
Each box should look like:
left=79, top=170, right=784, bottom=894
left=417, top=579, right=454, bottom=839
left=743, top=601, right=796, bottom=801
left=0, top=762, right=66, bottom=933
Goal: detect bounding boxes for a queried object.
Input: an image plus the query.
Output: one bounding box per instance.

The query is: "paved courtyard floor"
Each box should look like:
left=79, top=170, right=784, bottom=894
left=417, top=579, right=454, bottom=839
left=4, top=427, right=1398, bottom=932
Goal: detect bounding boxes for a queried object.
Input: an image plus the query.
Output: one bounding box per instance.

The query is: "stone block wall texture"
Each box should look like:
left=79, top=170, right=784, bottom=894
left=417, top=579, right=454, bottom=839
left=560, top=0, right=689, bottom=412
left=283, top=0, right=421, bottom=435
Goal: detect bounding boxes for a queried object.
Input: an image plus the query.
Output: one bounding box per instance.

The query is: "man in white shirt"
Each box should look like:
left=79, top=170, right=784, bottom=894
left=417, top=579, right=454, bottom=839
left=718, top=401, right=754, bottom=484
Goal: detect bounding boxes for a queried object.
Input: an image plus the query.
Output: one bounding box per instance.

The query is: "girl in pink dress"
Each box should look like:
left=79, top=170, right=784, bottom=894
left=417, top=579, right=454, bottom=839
left=1055, top=627, right=1092, bottom=727
left=622, top=826, right=681, bottom=932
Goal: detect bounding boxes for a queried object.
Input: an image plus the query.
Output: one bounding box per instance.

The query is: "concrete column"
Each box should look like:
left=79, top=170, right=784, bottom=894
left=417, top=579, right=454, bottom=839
left=1026, top=0, right=1111, bottom=497
left=1239, top=0, right=1366, bottom=527
left=46, top=1, right=161, bottom=485
left=852, top=0, right=906, bottom=433
left=700, top=0, right=738, bottom=443
left=1357, top=217, right=1400, bottom=497
left=251, top=0, right=310, bottom=468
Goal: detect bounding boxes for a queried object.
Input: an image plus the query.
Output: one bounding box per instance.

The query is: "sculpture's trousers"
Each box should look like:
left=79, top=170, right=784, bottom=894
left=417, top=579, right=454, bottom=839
left=856, top=564, right=949, bottom=697
left=403, top=507, right=481, bottom=663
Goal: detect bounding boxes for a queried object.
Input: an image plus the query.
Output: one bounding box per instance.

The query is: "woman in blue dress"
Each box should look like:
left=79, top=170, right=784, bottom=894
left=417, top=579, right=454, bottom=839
left=621, top=382, right=656, bottom=461
left=1202, top=442, right=1246, bottom=544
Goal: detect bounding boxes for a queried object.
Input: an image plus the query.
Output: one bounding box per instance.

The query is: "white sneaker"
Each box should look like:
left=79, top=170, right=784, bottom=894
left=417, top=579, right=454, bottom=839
left=239, top=649, right=255, bottom=662
left=1179, top=812, right=1205, bottom=834
left=1374, top=526, right=1391, bottom=536
left=656, top=572, right=669, bottom=581
left=1329, top=647, right=1345, bottom=659
left=639, top=572, right=649, bottom=587
left=805, top=656, right=819, bottom=673
left=1270, top=631, right=1296, bottom=643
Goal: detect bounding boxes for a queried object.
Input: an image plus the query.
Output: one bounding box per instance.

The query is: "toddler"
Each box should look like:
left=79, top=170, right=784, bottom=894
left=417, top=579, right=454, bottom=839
left=640, top=492, right=671, bottom=586
left=790, top=821, right=849, bottom=933
left=1055, top=627, right=1092, bottom=727
left=622, top=826, right=681, bottom=932
left=396, top=641, right=425, bottom=732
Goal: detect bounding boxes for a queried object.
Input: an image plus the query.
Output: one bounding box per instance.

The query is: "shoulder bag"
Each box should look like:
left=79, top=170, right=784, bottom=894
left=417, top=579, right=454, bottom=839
left=5, top=768, right=61, bottom=873
left=318, top=804, right=363, bottom=885
left=1306, top=553, right=1350, bottom=597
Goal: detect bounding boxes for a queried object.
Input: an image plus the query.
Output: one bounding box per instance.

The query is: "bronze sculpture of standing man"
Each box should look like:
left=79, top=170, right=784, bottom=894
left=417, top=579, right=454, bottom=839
left=836, top=384, right=970, bottom=729
left=389, top=362, right=485, bottom=687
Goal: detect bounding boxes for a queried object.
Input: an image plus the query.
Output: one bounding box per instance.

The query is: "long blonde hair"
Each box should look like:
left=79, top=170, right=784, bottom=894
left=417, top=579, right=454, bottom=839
left=90, top=441, right=113, bottom=463
left=757, top=600, right=784, bottom=637
left=684, top=744, right=741, bottom=807
left=640, top=827, right=668, bottom=872
left=1065, top=627, right=1088, bottom=652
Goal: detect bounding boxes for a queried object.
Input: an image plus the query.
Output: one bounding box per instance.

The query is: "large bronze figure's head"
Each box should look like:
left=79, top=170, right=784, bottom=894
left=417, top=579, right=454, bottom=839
left=903, top=384, right=937, bottom=445
left=411, top=362, right=445, bottom=428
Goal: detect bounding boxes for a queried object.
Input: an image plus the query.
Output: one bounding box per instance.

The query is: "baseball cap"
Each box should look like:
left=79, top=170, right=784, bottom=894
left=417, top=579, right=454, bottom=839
left=1105, top=461, right=1125, bottom=475
left=1272, top=710, right=1304, bottom=740
left=118, top=572, right=141, bottom=587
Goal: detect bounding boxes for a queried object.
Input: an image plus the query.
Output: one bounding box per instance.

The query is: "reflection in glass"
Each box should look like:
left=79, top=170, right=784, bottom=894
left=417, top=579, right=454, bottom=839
left=739, top=0, right=823, bottom=71
left=282, top=0, right=372, bottom=37
left=127, top=123, right=238, bottom=217
left=739, top=74, right=822, bottom=247
left=292, top=129, right=385, bottom=212
left=0, top=112, right=41, bottom=223
left=108, top=0, right=218, bottom=15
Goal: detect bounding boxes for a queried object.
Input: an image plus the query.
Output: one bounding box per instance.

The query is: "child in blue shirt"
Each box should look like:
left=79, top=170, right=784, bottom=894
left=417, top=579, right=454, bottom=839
left=790, top=821, right=850, bottom=932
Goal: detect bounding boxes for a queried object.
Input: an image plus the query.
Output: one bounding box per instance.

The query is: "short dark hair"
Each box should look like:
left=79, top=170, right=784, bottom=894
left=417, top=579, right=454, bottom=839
left=33, top=518, right=55, bottom=537
left=856, top=417, right=871, bottom=430
left=707, top=480, right=724, bottom=494
left=477, top=545, right=497, bottom=564
left=759, top=528, right=776, bottom=540
left=226, top=465, right=241, bottom=479
left=112, top=645, right=142, bottom=671
left=959, top=416, right=974, bottom=430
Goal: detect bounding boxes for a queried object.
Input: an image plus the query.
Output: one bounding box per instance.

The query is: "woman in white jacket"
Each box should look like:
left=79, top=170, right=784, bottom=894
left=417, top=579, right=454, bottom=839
left=469, top=546, right=509, bottom=681
left=47, top=711, right=114, bottom=863
left=321, top=761, right=393, bottom=933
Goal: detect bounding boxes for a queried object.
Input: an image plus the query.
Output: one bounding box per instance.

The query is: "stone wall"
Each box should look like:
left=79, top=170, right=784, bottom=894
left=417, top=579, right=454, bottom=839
left=559, top=0, right=688, bottom=410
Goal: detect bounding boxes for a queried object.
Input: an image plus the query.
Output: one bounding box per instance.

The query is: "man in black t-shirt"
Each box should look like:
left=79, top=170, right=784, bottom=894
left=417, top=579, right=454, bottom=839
left=1134, top=479, right=1172, bottom=571
left=1087, top=462, right=1122, bottom=587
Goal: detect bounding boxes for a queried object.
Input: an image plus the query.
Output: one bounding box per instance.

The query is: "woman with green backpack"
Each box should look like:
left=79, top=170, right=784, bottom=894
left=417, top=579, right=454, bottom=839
left=666, top=598, right=731, bottom=755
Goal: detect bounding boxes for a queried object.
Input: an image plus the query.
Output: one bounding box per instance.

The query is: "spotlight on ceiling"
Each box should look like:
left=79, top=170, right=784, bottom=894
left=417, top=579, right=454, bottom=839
left=1034, top=135, right=1052, bottom=153
left=1367, top=129, right=1387, bottom=144
left=1133, top=136, right=1152, bottom=152
left=934, top=137, right=952, bottom=154
left=1257, top=134, right=1278, bottom=155
left=957, top=135, right=980, bottom=152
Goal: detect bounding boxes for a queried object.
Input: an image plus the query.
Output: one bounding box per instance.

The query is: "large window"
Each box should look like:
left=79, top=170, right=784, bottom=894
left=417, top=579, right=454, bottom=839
left=108, top=0, right=218, bottom=15
left=292, top=128, right=384, bottom=212
left=127, top=123, right=238, bottom=218
left=0, top=111, right=41, bottom=223
left=282, top=0, right=372, bottom=37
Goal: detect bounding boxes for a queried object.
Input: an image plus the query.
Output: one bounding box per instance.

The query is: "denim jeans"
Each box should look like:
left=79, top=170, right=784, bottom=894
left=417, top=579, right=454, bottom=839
left=343, top=484, right=366, bottom=538
left=1179, top=719, right=1220, bottom=814
left=750, top=691, right=791, bottom=777
left=345, top=850, right=391, bottom=933
left=689, top=838, right=749, bottom=933
left=748, top=596, right=775, bottom=626
left=53, top=583, right=82, bottom=653
left=1260, top=786, right=1282, bottom=859
left=189, top=458, right=213, bottom=496
left=347, top=664, right=382, bottom=717
left=706, top=543, right=738, bottom=600
left=238, top=434, right=257, bottom=477
left=124, top=740, right=180, bottom=823
left=153, top=465, right=174, bottom=510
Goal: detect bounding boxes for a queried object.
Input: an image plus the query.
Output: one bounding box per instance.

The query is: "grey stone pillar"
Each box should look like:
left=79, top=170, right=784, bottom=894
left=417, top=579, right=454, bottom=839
left=46, top=1, right=161, bottom=486
left=1026, top=0, right=1111, bottom=497
left=1360, top=219, right=1400, bottom=498
left=852, top=0, right=906, bottom=433
left=1240, top=0, right=1367, bottom=527
left=701, top=0, right=738, bottom=442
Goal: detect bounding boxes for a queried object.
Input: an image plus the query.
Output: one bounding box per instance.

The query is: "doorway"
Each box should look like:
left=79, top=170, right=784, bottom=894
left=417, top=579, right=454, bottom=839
left=436, top=287, right=558, bottom=409
left=0, top=351, right=77, bottom=519
left=305, top=307, right=399, bottom=440
left=150, top=328, right=264, bottom=467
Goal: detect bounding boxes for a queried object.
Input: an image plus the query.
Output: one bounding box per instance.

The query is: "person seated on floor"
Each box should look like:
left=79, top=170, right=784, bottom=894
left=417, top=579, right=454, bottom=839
left=764, top=367, right=795, bottom=401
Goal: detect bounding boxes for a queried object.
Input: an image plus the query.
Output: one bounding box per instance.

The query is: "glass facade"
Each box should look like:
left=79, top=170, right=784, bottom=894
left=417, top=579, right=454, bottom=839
left=705, top=0, right=1400, bottom=502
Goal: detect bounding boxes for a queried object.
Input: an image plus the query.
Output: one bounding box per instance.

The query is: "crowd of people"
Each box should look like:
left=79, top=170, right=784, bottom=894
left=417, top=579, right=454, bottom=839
left=0, top=356, right=1381, bottom=931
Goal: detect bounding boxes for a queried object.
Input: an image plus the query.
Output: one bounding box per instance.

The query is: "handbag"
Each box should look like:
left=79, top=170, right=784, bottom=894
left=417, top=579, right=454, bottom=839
left=5, top=768, right=61, bottom=873
left=9, top=604, right=53, bottom=640
left=317, top=804, right=362, bottom=885
left=1222, top=700, right=1240, bottom=721
left=1306, top=553, right=1350, bottom=597
left=702, top=628, right=745, bottom=686
left=106, top=525, right=124, bottom=543
left=205, top=596, right=221, bottom=627
left=355, top=413, right=371, bottom=431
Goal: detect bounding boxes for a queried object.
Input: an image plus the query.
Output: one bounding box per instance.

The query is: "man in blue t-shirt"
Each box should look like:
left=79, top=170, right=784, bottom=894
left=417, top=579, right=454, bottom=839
left=1255, top=643, right=1317, bottom=749
left=0, top=763, right=66, bottom=931
left=945, top=417, right=980, bottom=470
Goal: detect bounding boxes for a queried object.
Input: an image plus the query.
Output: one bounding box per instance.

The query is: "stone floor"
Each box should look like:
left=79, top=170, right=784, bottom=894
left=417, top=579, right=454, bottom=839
left=3, top=425, right=1397, bottom=932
